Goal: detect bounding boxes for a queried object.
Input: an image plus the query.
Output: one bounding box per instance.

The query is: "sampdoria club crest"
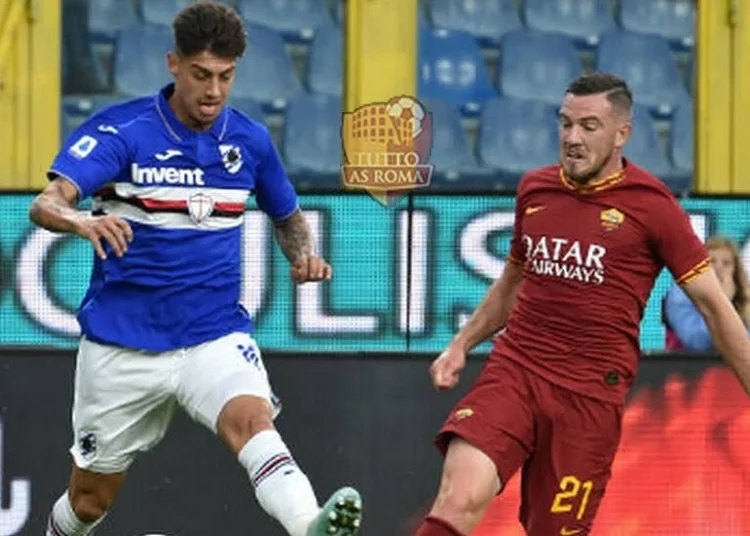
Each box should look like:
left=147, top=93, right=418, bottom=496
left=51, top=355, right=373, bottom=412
left=188, top=193, right=214, bottom=224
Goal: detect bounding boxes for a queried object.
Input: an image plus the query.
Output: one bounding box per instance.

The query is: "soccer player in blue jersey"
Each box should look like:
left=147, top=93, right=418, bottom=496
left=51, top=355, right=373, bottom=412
left=30, top=3, right=362, bottom=535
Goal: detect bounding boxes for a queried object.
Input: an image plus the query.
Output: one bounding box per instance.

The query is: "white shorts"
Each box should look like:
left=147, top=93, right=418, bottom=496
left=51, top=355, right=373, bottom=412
left=70, top=332, right=280, bottom=473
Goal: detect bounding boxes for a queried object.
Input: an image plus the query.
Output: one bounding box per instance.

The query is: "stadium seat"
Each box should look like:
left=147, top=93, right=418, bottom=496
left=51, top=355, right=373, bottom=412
left=232, top=23, right=303, bottom=112
left=307, top=23, right=342, bottom=97
left=421, top=99, right=489, bottom=189
left=89, top=0, right=140, bottom=43
left=596, top=31, right=689, bottom=117
left=140, top=0, right=235, bottom=27
left=141, top=0, right=191, bottom=27
left=114, top=24, right=173, bottom=97
left=283, top=93, right=342, bottom=190
left=668, top=101, right=693, bottom=192
left=61, top=110, right=84, bottom=145
left=523, top=0, right=615, bottom=47
left=62, top=94, right=129, bottom=118
left=477, top=97, right=558, bottom=188
left=497, top=30, right=583, bottom=106
left=618, top=0, right=695, bottom=49
left=60, top=95, right=129, bottom=144
left=427, top=0, right=521, bottom=47
left=238, top=0, right=331, bottom=41
left=228, top=98, right=266, bottom=123
left=418, top=26, right=497, bottom=115
left=624, top=104, right=676, bottom=184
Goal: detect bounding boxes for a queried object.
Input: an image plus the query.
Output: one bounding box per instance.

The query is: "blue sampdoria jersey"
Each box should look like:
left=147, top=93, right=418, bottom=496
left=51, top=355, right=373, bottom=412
left=48, top=84, right=298, bottom=351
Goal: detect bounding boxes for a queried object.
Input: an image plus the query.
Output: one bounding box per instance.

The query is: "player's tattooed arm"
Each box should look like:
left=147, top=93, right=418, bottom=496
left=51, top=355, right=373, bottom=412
left=272, top=209, right=315, bottom=261
left=273, top=209, right=332, bottom=283
left=30, top=177, right=133, bottom=260
left=29, top=178, right=85, bottom=233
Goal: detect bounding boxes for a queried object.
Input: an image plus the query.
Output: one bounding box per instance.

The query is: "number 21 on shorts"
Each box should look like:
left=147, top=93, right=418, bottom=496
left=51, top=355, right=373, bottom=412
left=550, top=475, right=594, bottom=520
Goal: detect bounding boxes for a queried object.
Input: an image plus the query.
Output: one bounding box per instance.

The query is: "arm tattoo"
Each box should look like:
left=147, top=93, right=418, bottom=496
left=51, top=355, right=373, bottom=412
left=273, top=210, right=315, bottom=262
left=29, top=179, right=83, bottom=233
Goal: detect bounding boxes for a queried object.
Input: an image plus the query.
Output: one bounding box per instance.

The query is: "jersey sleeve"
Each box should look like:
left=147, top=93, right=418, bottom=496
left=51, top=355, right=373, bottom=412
left=48, top=117, right=129, bottom=200
left=649, top=192, right=709, bottom=286
left=254, top=128, right=299, bottom=220
left=508, top=176, right=529, bottom=265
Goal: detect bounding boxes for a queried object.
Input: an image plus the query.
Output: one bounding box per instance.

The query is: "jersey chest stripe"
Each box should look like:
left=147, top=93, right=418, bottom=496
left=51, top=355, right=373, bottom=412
left=113, top=183, right=249, bottom=203
left=97, top=188, right=245, bottom=218
left=98, top=200, right=244, bottom=230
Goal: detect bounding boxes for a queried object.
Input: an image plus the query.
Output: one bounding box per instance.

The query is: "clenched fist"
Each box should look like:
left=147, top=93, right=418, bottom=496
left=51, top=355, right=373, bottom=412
left=430, top=344, right=467, bottom=391
left=291, top=255, right=333, bottom=284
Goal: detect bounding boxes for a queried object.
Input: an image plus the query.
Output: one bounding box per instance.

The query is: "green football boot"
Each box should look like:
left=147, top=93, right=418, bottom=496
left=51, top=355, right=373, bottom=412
left=306, top=487, right=363, bottom=536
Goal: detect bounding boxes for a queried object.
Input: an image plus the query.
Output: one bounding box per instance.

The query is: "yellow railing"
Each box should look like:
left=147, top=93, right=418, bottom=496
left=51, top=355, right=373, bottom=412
left=696, top=0, right=750, bottom=193
left=0, top=0, right=60, bottom=191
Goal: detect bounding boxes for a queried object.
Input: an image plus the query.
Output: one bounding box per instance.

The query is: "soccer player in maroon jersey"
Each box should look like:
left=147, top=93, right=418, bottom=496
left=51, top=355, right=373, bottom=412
left=414, top=73, right=750, bottom=536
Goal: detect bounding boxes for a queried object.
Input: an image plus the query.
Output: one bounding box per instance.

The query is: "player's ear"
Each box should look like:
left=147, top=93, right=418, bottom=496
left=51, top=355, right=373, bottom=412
left=167, top=51, right=180, bottom=77
left=614, top=120, right=631, bottom=150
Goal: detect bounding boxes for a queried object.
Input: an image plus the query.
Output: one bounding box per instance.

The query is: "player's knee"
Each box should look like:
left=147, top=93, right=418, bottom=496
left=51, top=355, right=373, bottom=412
left=432, top=472, right=494, bottom=523
left=69, top=488, right=112, bottom=523
left=217, top=395, right=275, bottom=453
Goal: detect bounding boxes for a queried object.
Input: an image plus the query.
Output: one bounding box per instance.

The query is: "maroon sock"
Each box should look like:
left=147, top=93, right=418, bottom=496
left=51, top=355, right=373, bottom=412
left=414, top=515, right=466, bottom=536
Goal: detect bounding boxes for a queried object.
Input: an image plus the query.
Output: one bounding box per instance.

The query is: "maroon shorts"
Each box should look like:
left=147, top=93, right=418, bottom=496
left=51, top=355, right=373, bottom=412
left=436, top=355, right=623, bottom=535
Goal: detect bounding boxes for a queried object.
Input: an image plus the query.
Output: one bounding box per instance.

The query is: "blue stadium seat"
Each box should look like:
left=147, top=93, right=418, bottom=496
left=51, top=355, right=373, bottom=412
left=668, top=101, right=693, bottom=192
left=427, top=0, right=521, bottom=47
left=232, top=23, right=303, bottom=112
left=114, top=24, right=173, bottom=97
left=307, top=23, right=342, bottom=97
left=61, top=95, right=129, bottom=144
left=62, top=95, right=129, bottom=117
left=497, top=30, right=583, bottom=106
left=140, top=0, right=235, bottom=27
left=61, top=110, right=84, bottom=145
left=283, top=93, right=342, bottom=190
left=523, top=0, right=615, bottom=47
left=238, top=0, right=331, bottom=41
left=478, top=97, right=558, bottom=187
left=624, top=104, right=675, bottom=182
left=418, top=26, right=497, bottom=115
left=141, top=0, right=191, bottom=27
left=421, top=99, right=489, bottom=189
left=89, top=0, right=140, bottom=43
left=596, top=31, right=689, bottom=117
left=228, top=98, right=266, bottom=123
left=619, top=0, right=695, bottom=49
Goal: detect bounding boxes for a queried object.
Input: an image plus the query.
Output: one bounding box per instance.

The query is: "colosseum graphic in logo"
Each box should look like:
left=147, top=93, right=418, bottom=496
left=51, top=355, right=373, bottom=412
left=341, top=96, right=433, bottom=206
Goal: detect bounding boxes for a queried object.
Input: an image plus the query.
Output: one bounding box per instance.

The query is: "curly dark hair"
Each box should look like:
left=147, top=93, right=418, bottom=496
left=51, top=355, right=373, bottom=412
left=173, top=1, right=246, bottom=59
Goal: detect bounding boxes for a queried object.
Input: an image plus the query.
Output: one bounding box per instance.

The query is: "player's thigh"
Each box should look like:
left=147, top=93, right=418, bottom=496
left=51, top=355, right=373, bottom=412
left=435, top=357, right=535, bottom=491
left=521, top=390, right=622, bottom=536
left=176, top=332, right=280, bottom=433
left=433, top=437, right=502, bottom=514
left=71, top=337, right=177, bottom=473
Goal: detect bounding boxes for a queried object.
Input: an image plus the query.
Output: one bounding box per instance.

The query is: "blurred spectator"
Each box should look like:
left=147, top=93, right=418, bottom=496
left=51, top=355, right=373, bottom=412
left=663, top=237, right=750, bottom=351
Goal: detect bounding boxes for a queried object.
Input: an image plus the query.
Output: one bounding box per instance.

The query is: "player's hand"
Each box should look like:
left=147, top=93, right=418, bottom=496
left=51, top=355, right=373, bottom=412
left=291, top=255, right=332, bottom=284
left=73, top=214, right=133, bottom=260
left=430, top=344, right=467, bottom=391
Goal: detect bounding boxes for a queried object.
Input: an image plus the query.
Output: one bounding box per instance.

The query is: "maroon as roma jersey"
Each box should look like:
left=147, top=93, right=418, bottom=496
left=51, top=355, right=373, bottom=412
left=496, top=159, right=709, bottom=404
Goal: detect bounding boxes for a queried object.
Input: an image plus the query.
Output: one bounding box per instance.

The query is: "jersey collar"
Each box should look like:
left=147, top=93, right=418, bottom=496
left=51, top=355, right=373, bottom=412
left=559, top=158, right=628, bottom=193
left=155, top=83, right=229, bottom=143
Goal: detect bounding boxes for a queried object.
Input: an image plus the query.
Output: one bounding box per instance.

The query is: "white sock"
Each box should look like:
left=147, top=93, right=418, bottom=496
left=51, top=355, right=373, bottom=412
left=46, top=492, right=104, bottom=536
left=239, top=430, right=320, bottom=536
